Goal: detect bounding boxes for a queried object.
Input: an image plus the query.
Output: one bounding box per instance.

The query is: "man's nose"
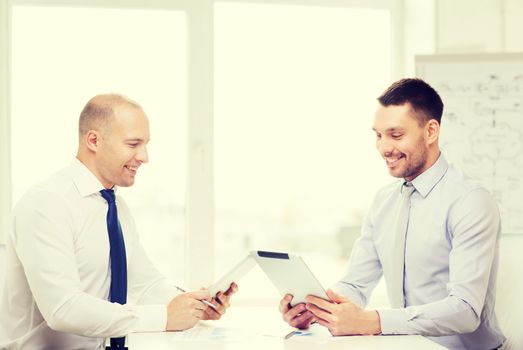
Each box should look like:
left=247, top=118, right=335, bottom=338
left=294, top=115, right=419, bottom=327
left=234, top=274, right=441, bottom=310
left=377, top=139, right=393, bottom=156
left=137, top=146, right=149, bottom=163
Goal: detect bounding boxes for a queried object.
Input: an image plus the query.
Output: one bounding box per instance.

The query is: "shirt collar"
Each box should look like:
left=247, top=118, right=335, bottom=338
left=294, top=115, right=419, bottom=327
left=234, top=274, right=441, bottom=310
left=408, top=153, right=448, bottom=198
left=70, top=158, right=115, bottom=197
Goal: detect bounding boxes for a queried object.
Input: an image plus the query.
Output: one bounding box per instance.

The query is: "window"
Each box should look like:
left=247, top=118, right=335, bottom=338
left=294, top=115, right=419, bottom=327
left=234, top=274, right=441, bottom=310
left=215, top=2, right=393, bottom=303
left=2, top=1, right=401, bottom=303
left=11, top=5, right=187, bottom=279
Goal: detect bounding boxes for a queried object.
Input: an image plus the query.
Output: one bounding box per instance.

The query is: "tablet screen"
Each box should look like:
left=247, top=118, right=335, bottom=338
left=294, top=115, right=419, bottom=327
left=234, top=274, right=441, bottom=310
left=252, top=250, right=331, bottom=306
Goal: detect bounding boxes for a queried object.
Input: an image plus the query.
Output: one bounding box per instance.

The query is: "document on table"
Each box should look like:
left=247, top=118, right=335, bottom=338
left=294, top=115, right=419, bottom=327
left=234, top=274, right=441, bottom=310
left=167, top=322, right=331, bottom=342
left=167, top=322, right=279, bottom=341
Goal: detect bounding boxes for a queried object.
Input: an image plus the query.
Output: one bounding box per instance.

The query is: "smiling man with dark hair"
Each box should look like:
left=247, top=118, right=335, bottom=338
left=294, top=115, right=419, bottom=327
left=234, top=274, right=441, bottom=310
left=279, top=78, right=505, bottom=350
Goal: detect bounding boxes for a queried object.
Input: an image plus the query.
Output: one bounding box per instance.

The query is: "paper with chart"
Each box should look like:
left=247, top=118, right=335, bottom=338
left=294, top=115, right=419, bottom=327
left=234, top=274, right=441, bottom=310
left=417, top=55, right=523, bottom=234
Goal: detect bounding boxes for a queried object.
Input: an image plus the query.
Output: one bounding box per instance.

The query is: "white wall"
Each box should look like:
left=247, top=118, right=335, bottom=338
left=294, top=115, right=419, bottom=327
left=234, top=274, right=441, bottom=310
left=0, top=1, right=11, bottom=245
left=436, top=0, right=523, bottom=53
left=402, top=0, right=523, bottom=75
left=505, top=0, right=523, bottom=51
left=404, top=0, right=436, bottom=76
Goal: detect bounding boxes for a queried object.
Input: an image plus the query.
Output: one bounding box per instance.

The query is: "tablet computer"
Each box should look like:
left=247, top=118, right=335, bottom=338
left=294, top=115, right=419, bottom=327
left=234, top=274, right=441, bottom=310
left=208, top=254, right=256, bottom=297
left=252, top=250, right=331, bottom=306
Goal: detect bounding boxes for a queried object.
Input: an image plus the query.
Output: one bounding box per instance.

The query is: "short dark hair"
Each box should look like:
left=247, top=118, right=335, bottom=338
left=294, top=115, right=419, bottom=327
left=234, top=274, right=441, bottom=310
left=377, top=78, right=444, bottom=125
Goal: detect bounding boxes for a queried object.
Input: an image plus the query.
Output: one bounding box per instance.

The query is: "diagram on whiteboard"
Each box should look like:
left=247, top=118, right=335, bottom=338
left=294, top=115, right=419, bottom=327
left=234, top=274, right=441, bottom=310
left=418, top=57, right=523, bottom=234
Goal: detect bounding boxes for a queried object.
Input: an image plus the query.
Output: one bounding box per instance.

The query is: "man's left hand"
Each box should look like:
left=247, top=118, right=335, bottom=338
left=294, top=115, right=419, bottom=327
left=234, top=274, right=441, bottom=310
left=202, top=282, right=238, bottom=320
left=305, top=289, right=381, bottom=336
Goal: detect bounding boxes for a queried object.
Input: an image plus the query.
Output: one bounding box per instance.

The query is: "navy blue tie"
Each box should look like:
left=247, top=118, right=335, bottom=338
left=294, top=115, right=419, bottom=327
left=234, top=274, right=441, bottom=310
left=100, top=189, right=127, bottom=350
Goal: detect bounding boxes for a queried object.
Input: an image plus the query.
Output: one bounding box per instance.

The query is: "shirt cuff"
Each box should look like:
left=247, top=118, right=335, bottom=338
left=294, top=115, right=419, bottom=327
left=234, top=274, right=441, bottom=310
left=377, top=308, right=411, bottom=335
left=133, top=304, right=167, bottom=332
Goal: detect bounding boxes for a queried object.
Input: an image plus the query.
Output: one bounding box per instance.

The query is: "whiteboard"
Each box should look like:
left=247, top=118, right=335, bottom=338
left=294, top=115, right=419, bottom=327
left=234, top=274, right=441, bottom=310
left=416, top=53, right=523, bottom=235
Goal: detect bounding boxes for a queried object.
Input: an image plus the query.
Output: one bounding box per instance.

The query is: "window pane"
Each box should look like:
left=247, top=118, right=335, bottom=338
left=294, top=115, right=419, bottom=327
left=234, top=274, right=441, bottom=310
left=215, top=2, right=392, bottom=303
left=11, top=6, right=186, bottom=279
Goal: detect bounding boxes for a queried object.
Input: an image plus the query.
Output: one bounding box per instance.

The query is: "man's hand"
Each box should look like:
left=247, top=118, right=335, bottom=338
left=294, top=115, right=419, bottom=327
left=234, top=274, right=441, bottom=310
left=305, top=289, right=381, bottom=336
left=279, top=294, right=316, bottom=329
left=166, top=290, right=211, bottom=331
left=202, top=282, right=239, bottom=321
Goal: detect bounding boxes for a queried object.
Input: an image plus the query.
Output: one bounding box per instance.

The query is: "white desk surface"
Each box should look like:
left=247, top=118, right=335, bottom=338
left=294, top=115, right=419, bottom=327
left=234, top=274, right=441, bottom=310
left=129, top=306, right=447, bottom=350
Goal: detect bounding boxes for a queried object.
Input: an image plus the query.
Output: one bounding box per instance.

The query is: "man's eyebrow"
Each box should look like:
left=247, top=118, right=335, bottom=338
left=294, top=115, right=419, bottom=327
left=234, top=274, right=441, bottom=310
left=124, top=138, right=145, bottom=142
left=372, top=127, right=405, bottom=133
left=386, top=127, right=405, bottom=133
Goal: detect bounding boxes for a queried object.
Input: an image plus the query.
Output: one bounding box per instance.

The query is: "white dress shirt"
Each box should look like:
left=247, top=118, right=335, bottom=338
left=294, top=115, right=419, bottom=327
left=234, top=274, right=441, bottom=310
left=0, top=159, right=179, bottom=350
left=333, top=154, right=505, bottom=350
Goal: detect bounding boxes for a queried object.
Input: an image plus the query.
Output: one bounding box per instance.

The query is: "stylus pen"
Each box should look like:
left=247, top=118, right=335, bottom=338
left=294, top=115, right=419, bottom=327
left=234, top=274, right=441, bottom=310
left=284, top=330, right=297, bottom=339
left=174, top=286, right=218, bottom=310
left=284, top=330, right=307, bottom=339
left=284, top=321, right=317, bottom=339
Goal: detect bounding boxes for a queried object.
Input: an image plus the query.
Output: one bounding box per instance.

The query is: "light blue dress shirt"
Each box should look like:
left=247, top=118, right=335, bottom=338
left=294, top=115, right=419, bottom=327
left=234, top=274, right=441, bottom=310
left=333, top=154, right=505, bottom=350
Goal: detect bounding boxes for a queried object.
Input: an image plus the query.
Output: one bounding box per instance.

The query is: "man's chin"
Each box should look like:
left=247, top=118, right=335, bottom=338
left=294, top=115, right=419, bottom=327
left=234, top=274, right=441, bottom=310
left=116, top=179, right=135, bottom=187
left=387, top=168, right=405, bottom=179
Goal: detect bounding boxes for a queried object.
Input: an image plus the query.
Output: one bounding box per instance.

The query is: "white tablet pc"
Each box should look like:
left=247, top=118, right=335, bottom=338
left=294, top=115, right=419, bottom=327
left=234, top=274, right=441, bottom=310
left=208, top=255, right=256, bottom=297
left=252, top=250, right=331, bottom=306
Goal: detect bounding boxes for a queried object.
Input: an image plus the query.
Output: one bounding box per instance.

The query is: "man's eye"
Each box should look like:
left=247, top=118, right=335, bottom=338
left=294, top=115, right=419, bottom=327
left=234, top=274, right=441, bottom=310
left=375, top=134, right=382, bottom=140
left=128, top=143, right=139, bottom=148
left=392, top=134, right=402, bottom=139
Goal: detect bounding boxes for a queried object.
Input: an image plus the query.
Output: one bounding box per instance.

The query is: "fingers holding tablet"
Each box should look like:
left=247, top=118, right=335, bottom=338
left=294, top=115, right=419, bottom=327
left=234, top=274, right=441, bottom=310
left=279, top=294, right=316, bottom=330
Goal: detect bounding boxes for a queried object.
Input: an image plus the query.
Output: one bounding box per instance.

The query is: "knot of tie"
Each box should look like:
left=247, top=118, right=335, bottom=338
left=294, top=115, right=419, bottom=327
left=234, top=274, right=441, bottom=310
left=100, top=189, right=116, bottom=204
left=402, top=182, right=415, bottom=198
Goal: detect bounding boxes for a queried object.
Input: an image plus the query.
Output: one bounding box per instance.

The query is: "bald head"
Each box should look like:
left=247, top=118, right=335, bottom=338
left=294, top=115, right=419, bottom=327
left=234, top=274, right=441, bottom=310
left=78, top=94, right=142, bottom=139
left=76, top=94, right=150, bottom=189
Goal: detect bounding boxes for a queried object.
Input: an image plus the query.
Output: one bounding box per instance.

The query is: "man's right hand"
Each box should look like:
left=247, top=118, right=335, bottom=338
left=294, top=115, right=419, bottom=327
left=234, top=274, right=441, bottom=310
left=279, top=294, right=315, bottom=329
left=166, top=290, right=211, bottom=331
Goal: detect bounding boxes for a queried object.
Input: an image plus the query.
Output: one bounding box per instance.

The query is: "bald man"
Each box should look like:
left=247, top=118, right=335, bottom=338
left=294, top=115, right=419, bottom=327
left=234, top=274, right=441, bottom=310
left=0, top=95, right=237, bottom=350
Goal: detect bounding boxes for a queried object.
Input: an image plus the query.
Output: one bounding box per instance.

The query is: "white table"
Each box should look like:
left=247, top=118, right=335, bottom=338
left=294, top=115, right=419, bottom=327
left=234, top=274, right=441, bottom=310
left=129, top=306, right=447, bottom=350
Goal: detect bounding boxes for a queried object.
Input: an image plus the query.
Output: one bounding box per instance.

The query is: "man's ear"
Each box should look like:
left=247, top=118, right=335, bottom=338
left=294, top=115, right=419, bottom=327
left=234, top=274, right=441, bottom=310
left=85, top=130, right=100, bottom=152
left=426, top=119, right=440, bottom=145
